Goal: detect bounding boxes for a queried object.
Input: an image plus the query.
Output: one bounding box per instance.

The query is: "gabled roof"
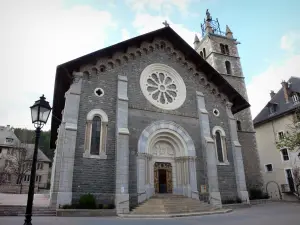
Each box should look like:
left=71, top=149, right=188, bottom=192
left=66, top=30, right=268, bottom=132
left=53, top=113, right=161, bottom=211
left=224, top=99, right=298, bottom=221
left=0, top=126, right=20, bottom=147
left=50, top=26, right=250, bottom=148
left=253, top=76, right=300, bottom=127
left=25, top=144, right=51, bottom=163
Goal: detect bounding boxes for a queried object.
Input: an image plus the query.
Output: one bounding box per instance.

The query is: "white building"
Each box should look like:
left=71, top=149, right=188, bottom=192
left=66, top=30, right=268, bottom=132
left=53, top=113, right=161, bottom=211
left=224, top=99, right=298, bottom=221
left=254, top=77, right=300, bottom=200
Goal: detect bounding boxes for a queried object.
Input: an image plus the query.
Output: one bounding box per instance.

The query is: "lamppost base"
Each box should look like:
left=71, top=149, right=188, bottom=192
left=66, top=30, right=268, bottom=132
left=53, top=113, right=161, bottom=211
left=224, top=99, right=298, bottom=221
left=24, top=214, right=32, bottom=225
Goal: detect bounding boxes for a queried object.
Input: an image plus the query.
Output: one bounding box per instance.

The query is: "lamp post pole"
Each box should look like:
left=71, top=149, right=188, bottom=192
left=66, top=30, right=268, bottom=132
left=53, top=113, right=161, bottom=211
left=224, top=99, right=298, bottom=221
left=24, top=95, right=52, bottom=225
left=24, top=127, right=41, bottom=225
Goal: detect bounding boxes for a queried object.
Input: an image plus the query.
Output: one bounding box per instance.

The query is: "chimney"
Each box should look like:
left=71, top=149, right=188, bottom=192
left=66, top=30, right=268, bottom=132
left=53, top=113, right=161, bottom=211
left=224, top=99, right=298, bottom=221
left=270, top=90, right=276, bottom=99
left=281, top=80, right=290, bottom=103
left=6, top=125, right=10, bottom=129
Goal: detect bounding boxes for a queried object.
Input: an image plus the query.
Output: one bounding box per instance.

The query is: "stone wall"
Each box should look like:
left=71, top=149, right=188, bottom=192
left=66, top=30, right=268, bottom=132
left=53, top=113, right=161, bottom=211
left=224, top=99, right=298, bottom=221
left=197, top=34, right=263, bottom=190
left=73, top=37, right=244, bottom=206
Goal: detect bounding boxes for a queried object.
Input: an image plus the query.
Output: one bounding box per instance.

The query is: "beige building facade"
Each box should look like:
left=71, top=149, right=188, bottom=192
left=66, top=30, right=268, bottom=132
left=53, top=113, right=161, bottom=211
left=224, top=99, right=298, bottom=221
left=254, top=77, right=300, bottom=200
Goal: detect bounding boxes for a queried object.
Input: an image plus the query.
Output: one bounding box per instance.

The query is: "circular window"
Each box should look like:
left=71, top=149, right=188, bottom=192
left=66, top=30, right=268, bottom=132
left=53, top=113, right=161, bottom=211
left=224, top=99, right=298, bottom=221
left=213, top=108, right=220, bottom=117
left=140, top=64, right=186, bottom=110
left=94, top=88, right=104, bottom=97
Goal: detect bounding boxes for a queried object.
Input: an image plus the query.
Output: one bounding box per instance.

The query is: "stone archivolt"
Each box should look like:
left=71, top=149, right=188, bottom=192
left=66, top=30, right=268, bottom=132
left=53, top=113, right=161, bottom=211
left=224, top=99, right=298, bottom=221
left=79, top=38, right=230, bottom=108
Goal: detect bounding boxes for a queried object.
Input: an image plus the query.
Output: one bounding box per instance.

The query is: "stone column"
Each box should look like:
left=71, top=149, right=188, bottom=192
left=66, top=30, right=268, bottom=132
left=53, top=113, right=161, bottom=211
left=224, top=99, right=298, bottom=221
left=49, top=72, right=83, bottom=208
left=196, top=91, right=222, bottom=207
left=188, top=156, right=198, bottom=199
left=115, top=75, right=130, bottom=214
left=137, top=153, right=147, bottom=203
left=226, top=102, right=250, bottom=203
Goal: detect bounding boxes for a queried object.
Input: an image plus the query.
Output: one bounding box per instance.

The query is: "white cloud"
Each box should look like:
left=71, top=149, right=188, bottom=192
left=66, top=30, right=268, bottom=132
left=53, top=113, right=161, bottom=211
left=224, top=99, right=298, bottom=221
left=280, top=31, right=300, bottom=52
left=247, top=54, right=300, bottom=118
left=126, top=0, right=197, bottom=15
left=121, top=28, right=130, bottom=41
left=0, top=0, right=116, bottom=130
left=132, top=14, right=201, bottom=47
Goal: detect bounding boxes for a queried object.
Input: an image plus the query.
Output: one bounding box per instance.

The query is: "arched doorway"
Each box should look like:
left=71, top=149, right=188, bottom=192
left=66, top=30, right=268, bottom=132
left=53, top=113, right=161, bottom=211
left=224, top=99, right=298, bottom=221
left=137, top=121, right=198, bottom=203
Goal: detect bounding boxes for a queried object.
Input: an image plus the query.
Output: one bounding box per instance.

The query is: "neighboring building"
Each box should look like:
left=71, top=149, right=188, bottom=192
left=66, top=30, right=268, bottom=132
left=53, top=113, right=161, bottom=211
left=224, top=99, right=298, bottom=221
left=50, top=11, right=261, bottom=213
left=0, top=125, right=51, bottom=193
left=254, top=77, right=300, bottom=199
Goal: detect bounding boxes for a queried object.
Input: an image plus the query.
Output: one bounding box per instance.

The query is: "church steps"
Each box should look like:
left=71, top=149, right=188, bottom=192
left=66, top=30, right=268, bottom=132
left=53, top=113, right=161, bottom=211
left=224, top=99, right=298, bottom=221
left=131, top=195, right=218, bottom=215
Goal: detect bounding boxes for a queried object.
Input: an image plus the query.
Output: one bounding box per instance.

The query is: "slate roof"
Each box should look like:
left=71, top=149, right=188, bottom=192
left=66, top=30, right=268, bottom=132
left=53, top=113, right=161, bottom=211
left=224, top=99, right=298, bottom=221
left=25, top=144, right=51, bottom=163
left=0, top=126, right=21, bottom=147
left=253, top=76, right=300, bottom=127
left=50, top=26, right=250, bottom=149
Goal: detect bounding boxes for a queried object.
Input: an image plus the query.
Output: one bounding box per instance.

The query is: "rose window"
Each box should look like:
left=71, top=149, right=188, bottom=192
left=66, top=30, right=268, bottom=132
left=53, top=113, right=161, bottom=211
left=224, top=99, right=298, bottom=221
left=140, top=64, right=186, bottom=110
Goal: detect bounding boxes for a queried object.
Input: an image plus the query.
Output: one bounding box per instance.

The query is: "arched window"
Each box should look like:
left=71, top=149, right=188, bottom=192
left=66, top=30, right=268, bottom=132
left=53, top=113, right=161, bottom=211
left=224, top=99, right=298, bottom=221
left=84, top=109, right=108, bottom=159
left=220, top=44, right=225, bottom=54
left=203, top=48, right=206, bottom=58
left=237, top=120, right=242, bottom=131
left=225, top=61, right=232, bottom=74
left=200, top=51, right=203, bottom=57
left=225, top=45, right=230, bottom=55
left=90, top=116, right=101, bottom=155
left=212, top=126, right=228, bottom=164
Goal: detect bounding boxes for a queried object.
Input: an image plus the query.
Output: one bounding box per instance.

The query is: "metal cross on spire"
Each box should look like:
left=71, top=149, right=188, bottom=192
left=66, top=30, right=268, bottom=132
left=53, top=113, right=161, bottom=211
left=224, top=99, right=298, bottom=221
left=162, top=20, right=169, bottom=27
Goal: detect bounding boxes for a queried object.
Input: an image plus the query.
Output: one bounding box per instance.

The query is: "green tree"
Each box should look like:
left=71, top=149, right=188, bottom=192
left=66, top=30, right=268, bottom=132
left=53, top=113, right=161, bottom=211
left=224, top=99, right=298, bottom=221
left=276, top=107, right=300, bottom=152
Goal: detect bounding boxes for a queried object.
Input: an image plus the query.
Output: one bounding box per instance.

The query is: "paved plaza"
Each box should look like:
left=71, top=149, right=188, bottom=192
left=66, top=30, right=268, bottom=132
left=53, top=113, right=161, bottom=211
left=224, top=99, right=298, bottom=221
left=0, top=193, right=49, bottom=206
left=1, top=202, right=300, bottom=225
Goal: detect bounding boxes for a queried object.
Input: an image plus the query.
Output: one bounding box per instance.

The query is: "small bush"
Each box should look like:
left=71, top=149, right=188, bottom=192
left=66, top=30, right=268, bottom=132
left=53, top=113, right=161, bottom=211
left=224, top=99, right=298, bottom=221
left=222, top=197, right=242, bottom=204
left=61, top=204, right=72, bottom=209
left=79, top=193, right=97, bottom=209
left=249, top=188, right=269, bottom=200
left=98, top=204, right=103, bottom=209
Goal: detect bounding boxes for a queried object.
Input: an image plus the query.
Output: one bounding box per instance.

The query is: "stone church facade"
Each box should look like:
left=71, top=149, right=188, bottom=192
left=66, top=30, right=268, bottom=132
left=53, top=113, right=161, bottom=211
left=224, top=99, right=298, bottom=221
left=49, top=12, right=262, bottom=214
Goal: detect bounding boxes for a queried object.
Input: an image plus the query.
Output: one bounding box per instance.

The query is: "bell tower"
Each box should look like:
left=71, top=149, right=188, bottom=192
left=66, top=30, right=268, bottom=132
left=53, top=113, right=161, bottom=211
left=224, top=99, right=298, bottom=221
left=195, top=10, right=263, bottom=190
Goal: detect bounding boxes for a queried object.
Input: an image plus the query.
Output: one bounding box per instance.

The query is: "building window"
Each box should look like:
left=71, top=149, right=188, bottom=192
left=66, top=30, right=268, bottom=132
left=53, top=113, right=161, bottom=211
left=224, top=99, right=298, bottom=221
left=200, top=51, right=203, bottom=57
left=281, top=148, right=289, bottom=161
left=278, top=131, right=284, bottom=140
left=225, top=61, right=232, bottom=74
left=237, top=120, right=242, bottom=131
left=212, top=126, right=228, bottom=164
left=265, top=164, right=273, bottom=172
left=5, top=138, right=14, bottom=143
left=84, top=109, right=108, bottom=159
left=292, top=93, right=299, bottom=104
left=220, top=44, right=225, bottom=54
left=225, top=45, right=230, bottom=55
left=24, top=175, right=30, bottom=182
left=203, top=48, right=206, bottom=58
left=269, top=104, right=276, bottom=114
left=37, top=163, right=43, bottom=170
left=90, top=116, right=101, bottom=155
left=35, top=175, right=41, bottom=182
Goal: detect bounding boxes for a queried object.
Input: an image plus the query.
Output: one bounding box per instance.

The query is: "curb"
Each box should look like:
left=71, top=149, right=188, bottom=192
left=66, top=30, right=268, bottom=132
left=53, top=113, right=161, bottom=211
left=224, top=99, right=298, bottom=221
left=118, top=209, right=233, bottom=218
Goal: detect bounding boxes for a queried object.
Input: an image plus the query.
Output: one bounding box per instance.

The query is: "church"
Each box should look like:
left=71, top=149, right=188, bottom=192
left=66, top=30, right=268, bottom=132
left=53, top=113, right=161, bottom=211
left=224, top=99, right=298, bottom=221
left=49, top=11, right=262, bottom=214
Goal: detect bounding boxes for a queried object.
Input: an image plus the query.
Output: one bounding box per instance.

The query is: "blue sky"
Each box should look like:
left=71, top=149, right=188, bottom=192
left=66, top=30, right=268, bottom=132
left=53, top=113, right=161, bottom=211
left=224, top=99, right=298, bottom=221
left=0, top=0, right=300, bottom=129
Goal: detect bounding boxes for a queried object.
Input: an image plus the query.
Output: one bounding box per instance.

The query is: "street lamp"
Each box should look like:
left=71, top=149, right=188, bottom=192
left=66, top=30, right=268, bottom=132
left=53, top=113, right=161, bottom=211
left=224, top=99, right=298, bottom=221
left=24, top=95, right=52, bottom=225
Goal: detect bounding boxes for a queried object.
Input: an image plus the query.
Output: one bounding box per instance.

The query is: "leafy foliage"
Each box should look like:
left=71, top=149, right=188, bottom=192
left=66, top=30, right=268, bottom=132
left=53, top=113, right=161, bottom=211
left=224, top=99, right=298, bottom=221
left=249, top=188, right=269, bottom=200
left=78, top=193, right=97, bottom=209
left=292, top=166, right=300, bottom=195
left=276, top=107, right=300, bottom=152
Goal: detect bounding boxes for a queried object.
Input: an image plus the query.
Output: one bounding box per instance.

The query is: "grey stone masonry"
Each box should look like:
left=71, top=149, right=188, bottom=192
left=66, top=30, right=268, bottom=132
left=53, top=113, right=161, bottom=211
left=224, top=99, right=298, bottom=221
left=115, top=75, right=130, bottom=214
left=197, top=33, right=263, bottom=190
left=196, top=91, right=222, bottom=207
left=226, top=102, right=249, bottom=203
left=50, top=72, right=83, bottom=208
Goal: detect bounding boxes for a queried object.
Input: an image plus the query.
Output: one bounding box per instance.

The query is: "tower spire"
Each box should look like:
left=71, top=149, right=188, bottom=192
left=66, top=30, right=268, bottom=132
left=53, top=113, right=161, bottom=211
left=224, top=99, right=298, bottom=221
left=226, top=25, right=233, bottom=39
left=193, top=34, right=200, bottom=49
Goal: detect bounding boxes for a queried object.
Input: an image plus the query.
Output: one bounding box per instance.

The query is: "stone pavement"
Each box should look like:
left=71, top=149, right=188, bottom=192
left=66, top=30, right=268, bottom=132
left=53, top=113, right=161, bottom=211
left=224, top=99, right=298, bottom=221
left=0, top=193, right=49, bottom=206
left=1, top=202, right=300, bottom=225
